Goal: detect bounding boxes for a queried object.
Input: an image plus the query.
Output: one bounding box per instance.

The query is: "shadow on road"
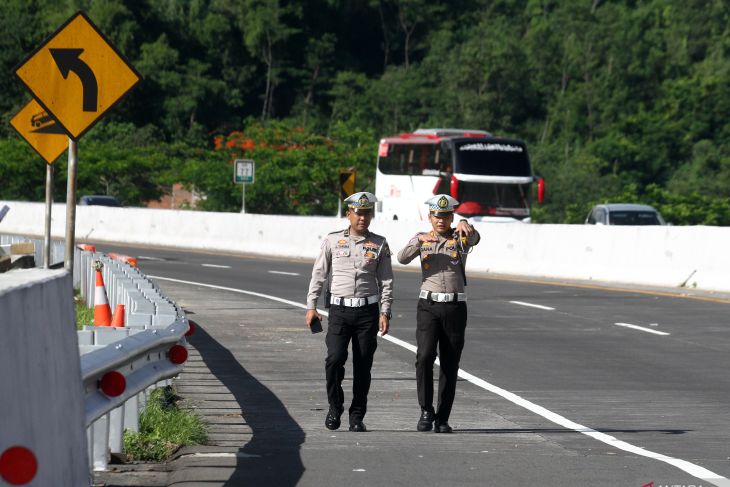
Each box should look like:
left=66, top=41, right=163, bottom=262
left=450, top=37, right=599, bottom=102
left=189, top=324, right=306, bottom=486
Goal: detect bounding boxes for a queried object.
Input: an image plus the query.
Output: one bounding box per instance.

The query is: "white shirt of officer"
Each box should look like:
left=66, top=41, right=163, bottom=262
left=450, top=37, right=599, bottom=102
left=397, top=194, right=480, bottom=294
left=307, top=193, right=394, bottom=316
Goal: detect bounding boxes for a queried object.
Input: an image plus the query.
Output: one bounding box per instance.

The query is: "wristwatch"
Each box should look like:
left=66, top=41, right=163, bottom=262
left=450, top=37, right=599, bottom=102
left=380, top=311, right=392, bottom=319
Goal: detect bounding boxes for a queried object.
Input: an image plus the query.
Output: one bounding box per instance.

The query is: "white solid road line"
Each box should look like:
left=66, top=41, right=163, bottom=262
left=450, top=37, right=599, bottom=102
left=509, top=300, right=555, bottom=310
left=201, top=264, right=231, bottom=269
left=268, top=270, right=301, bottom=276
left=615, top=322, right=670, bottom=336
left=148, top=275, right=729, bottom=487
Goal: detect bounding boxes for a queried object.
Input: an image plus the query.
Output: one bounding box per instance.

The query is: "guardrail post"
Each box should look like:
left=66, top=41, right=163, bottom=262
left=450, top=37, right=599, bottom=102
left=108, top=405, right=125, bottom=454
left=124, top=394, right=140, bottom=433
left=90, top=413, right=110, bottom=471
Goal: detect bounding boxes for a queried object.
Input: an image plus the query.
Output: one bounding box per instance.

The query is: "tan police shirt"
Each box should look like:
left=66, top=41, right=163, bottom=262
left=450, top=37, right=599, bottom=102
left=397, top=228, right=480, bottom=294
left=307, top=228, right=394, bottom=314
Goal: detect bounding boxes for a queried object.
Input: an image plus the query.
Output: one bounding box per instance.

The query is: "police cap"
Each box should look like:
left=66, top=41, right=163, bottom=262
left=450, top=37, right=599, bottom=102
left=345, top=192, right=377, bottom=211
left=425, top=194, right=459, bottom=216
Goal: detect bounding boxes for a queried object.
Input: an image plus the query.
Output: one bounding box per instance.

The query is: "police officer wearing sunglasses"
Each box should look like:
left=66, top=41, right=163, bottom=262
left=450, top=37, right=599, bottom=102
left=397, top=194, right=480, bottom=433
left=306, top=192, right=394, bottom=432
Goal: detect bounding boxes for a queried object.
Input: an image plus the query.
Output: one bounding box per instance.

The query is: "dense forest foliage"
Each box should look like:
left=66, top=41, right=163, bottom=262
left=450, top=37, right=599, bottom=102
left=1, top=0, right=728, bottom=224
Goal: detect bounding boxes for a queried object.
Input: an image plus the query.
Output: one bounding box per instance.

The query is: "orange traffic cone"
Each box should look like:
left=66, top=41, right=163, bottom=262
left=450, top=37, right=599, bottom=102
left=93, top=261, right=112, bottom=327
left=111, top=304, right=125, bottom=327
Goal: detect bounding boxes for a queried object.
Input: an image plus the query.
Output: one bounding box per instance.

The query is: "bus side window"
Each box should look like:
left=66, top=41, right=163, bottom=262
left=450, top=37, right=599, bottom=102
left=407, top=147, right=416, bottom=175
left=396, top=145, right=405, bottom=173
left=420, top=145, right=443, bottom=175
left=439, top=145, right=452, bottom=173
left=419, top=146, right=428, bottom=174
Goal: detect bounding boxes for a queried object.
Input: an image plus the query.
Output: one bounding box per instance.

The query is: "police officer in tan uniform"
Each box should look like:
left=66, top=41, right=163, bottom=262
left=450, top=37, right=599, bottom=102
left=397, top=194, right=480, bottom=433
left=306, top=192, right=393, bottom=432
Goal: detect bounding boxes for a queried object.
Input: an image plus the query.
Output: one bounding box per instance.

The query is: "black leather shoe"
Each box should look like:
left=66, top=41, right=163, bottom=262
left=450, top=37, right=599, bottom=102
left=325, top=406, right=344, bottom=430
left=349, top=420, right=367, bottom=432
left=434, top=420, right=453, bottom=433
left=417, top=409, right=434, bottom=432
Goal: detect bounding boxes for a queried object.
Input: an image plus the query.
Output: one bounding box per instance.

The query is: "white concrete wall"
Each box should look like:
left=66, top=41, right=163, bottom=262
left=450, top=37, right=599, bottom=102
left=0, top=269, right=88, bottom=486
left=2, top=200, right=729, bottom=292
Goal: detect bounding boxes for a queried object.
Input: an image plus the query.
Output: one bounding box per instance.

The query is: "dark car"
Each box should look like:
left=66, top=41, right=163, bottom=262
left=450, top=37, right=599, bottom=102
left=78, top=195, right=123, bottom=207
left=585, top=203, right=665, bottom=225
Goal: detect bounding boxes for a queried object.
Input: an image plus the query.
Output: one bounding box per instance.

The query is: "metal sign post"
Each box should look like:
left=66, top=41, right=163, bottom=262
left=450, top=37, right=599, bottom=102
left=64, top=139, right=78, bottom=271
left=43, top=164, right=54, bottom=268
left=234, top=159, right=255, bottom=214
left=242, top=183, right=246, bottom=214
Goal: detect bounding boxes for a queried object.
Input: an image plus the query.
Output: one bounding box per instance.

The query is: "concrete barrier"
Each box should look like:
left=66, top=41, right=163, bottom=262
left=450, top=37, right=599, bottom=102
left=1, top=200, right=728, bottom=292
left=0, top=269, right=88, bottom=486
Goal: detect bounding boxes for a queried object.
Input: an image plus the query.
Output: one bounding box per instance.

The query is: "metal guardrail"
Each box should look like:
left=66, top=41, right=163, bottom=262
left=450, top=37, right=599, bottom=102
left=1, top=234, right=192, bottom=473
left=74, top=249, right=191, bottom=471
left=0, top=233, right=65, bottom=268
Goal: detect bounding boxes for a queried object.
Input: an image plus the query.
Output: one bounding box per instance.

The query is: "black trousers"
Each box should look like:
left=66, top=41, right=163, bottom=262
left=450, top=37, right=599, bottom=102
left=415, top=299, right=467, bottom=423
left=325, top=303, right=379, bottom=421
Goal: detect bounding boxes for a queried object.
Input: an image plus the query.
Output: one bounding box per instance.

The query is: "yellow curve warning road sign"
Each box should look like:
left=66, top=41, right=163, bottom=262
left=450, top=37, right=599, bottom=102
left=14, top=11, right=141, bottom=140
left=340, top=171, right=356, bottom=199
left=10, top=99, right=68, bottom=164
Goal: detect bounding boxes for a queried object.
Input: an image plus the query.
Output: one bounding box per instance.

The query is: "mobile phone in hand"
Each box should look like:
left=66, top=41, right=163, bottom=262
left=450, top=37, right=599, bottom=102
left=310, top=317, right=323, bottom=334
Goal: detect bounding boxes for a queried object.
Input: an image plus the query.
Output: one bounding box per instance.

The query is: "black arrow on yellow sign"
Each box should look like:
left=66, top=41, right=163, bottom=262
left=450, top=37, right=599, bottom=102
left=340, top=171, right=356, bottom=199
left=50, top=48, right=98, bottom=112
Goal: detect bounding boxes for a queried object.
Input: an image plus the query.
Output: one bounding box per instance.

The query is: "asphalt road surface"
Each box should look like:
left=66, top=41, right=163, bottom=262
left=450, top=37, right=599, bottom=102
left=97, top=243, right=730, bottom=487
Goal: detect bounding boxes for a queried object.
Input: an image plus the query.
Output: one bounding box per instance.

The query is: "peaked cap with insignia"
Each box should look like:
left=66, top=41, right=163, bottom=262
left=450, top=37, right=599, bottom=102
left=425, top=194, right=459, bottom=212
left=345, top=191, right=377, bottom=209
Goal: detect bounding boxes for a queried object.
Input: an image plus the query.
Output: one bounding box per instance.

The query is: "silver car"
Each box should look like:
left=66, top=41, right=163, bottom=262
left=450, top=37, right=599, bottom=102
left=585, top=203, right=666, bottom=225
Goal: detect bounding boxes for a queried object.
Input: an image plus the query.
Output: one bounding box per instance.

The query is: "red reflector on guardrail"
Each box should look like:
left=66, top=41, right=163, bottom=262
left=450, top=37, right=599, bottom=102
left=0, top=446, right=37, bottom=485
left=168, top=345, right=188, bottom=365
left=99, top=371, right=126, bottom=397
left=185, top=320, right=196, bottom=337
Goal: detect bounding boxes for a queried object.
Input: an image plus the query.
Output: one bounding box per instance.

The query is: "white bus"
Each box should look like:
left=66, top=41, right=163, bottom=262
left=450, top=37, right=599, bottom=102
left=374, top=128, right=544, bottom=222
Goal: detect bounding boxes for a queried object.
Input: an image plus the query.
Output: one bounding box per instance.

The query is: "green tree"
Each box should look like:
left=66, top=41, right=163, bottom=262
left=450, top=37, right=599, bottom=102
left=236, top=0, right=301, bottom=120
left=0, top=138, right=49, bottom=201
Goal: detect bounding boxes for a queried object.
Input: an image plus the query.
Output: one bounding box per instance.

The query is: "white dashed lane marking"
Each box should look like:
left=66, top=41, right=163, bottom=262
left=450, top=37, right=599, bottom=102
left=268, top=270, right=300, bottom=276
left=509, top=300, right=555, bottom=310
left=201, top=264, right=231, bottom=269
left=614, top=322, right=670, bottom=336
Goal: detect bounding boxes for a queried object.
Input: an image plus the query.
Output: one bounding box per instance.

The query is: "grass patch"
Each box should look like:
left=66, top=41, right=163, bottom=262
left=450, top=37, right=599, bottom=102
left=124, top=386, right=207, bottom=462
left=74, top=289, right=94, bottom=330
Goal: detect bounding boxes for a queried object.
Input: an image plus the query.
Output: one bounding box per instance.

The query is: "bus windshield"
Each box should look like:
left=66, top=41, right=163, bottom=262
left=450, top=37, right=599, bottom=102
left=454, top=140, right=531, bottom=176
left=378, top=144, right=450, bottom=175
